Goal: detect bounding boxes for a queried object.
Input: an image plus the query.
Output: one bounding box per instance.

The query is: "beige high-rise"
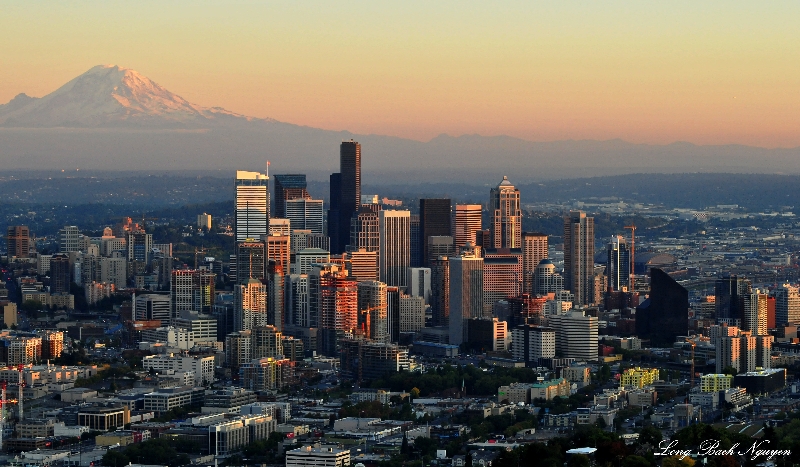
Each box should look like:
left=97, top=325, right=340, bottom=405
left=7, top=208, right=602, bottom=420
left=490, top=176, right=522, bottom=249
left=522, top=232, right=548, bottom=294
left=563, top=211, right=595, bottom=306
left=454, top=204, right=482, bottom=252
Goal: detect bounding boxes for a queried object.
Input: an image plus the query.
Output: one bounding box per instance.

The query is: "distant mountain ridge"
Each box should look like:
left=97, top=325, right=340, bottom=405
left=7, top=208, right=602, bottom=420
left=2, top=64, right=800, bottom=180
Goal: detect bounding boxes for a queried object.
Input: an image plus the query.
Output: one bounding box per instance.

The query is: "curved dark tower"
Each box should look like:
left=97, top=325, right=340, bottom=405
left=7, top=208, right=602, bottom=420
left=329, top=140, right=361, bottom=253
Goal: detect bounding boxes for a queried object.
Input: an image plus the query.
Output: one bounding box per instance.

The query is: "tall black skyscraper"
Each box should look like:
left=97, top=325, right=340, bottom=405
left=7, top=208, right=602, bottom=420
left=635, top=268, right=688, bottom=347
left=715, top=275, right=752, bottom=325
left=420, top=198, right=452, bottom=267
left=328, top=141, right=361, bottom=254
left=273, top=174, right=309, bottom=219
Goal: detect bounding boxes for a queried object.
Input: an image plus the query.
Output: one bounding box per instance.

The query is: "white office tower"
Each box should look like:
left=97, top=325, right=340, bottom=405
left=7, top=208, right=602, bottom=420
left=234, top=278, right=268, bottom=331
left=292, top=248, right=330, bottom=275
left=378, top=210, right=411, bottom=288
left=406, top=267, right=432, bottom=304
left=534, top=259, right=564, bottom=295
left=512, top=325, right=556, bottom=363
left=285, top=198, right=324, bottom=235
left=448, top=247, right=484, bottom=346
left=134, top=293, right=171, bottom=322
left=235, top=170, right=270, bottom=242
left=399, top=293, right=426, bottom=332
left=743, top=290, right=768, bottom=336
left=286, top=274, right=310, bottom=327
left=549, top=310, right=598, bottom=361
left=59, top=226, right=81, bottom=253
left=453, top=205, right=482, bottom=252
left=775, top=284, right=800, bottom=325
left=357, top=281, right=388, bottom=342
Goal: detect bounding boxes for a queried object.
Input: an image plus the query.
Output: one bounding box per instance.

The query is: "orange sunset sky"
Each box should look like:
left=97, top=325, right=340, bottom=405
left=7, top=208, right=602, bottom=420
left=2, top=1, right=799, bottom=147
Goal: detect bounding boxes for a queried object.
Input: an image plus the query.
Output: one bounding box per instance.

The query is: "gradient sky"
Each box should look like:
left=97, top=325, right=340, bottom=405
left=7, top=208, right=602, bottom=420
left=2, top=1, right=800, bottom=147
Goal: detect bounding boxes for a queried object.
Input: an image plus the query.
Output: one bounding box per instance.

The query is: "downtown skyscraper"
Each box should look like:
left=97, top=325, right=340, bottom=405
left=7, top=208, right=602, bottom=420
left=453, top=204, right=482, bottom=252
left=235, top=170, right=270, bottom=242
left=606, top=235, right=631, bottom=292
left=490, top=176, right=522, bottom=249
left=273, top=174, right=310, bottom=219
left=449, top=245, right=484, bottom=346
left=328, top=141, right=361, bottom=254
left=563, top=211, right=595, bottom=306
left=419, top=199, right=451, bottom=267
left=522, top=232, right=548, bottom=295
left=379, top=210, right=411, bottom=288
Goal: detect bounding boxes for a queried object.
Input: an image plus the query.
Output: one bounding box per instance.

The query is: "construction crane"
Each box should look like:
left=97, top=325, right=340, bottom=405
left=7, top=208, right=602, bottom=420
left=685, top=337, right=696, bottom=400
left=0, top=381, right=19, bottom=452
left=172, top=247, right=209, bottom=269
left=624, top=224, right=636, bottom=291
left=17, top=364, right=24, bottom=423
left=115, top=214, right=159, bottom=231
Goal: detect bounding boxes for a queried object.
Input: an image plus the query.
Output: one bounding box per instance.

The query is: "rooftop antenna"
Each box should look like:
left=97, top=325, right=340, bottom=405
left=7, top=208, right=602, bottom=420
left=266, top=161, right=270, bottom=177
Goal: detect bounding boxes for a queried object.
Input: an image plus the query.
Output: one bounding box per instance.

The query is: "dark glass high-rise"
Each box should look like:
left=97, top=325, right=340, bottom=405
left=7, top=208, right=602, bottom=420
left=329, top=141, right=361, bottom=254
left=420, top=198, right=452, bottom=266
left=635, top=268, right=689, bottom=346
left=273, top=174, right=309, bottom=219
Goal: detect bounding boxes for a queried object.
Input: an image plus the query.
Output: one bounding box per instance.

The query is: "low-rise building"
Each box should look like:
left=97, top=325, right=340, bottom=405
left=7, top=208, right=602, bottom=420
left=562, top=366, right=591, bottom=387
left=734, top=368, right=787, bottom=395
left=620, top=367, right=659, bottom=389
left=498, top=383, right=533, bottom=405
left=700, top=373, right=733, bottom=393
left=722, top=387, right=752, bottom=412
left=689, top=391, right=719, bottom=410
left=627, top=388, right=657, bottom=407
left=674, top=404, right=694, bottom=428
left=143, top=353, right=215, bottom=386
left=17, top=419, right=57, bottom=438
left=286, top=445, right=350, bottom=467
left=202, top=388, right=257, bottom=413
left=96, top=430, right=151, bottom=447
left=530, top=378, right=570, bottom=401
left=143, top=386, right=205, bottom=414
left=77, top=404, right=130, bottom=431
left=207, top=414, right=276, bottom=456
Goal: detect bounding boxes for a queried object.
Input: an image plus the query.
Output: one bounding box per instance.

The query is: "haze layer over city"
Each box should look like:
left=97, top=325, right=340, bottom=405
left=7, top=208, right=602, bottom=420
left=1, top=3, right=799, bottom=467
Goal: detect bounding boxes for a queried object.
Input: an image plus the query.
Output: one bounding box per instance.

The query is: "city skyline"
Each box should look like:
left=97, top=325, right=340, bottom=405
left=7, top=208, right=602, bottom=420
left=1, top=2, right=800, bottom=462
left=2, top=2, right=800, bottom=149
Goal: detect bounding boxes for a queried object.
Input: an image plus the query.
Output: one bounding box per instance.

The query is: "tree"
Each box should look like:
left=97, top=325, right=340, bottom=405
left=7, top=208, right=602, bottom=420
left=413, top=436, right=438, bottom=458
left=638, top=425, right=662, bottom=447
left=722, top=366, right=738, bottom=376
left=597, top=364, right=612, bottom=383
left=410, top=387, right=421, bottom=400
left=102, top=450, right=130, bottom=467
left=567, top=454, right=591, bottom=467
left=622, top=455, right=653, bottom=467
left=662, top=456, right=695, bottom=467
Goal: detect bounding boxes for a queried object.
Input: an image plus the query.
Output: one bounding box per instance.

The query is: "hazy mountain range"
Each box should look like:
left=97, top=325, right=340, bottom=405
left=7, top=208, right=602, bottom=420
left=2, top=65, right=800, bottom=182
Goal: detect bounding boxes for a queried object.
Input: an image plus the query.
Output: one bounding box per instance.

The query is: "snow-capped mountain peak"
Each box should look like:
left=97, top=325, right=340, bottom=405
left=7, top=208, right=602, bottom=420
left=0, top=64, right=269, bottom=128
